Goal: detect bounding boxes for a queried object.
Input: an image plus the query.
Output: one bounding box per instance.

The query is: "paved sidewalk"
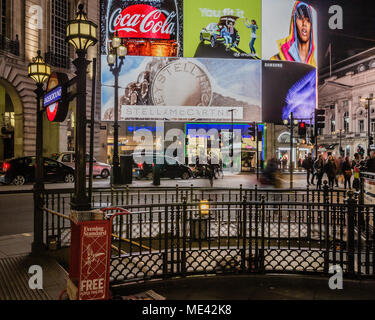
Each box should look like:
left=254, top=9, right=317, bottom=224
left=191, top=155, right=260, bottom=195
left=112, top=274, right=375, bottom=300
left=0, top=233, right=67, bottom=300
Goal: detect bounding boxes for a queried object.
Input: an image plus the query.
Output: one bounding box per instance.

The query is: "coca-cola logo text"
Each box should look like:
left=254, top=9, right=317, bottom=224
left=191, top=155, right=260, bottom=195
left=109, top=4, right=176, bottom=40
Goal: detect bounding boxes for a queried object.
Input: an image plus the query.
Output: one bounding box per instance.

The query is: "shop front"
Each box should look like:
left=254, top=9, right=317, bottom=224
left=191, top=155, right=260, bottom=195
left=104, top=121, right=265, bottom=173
left=185, top=123, right=264, bottom=173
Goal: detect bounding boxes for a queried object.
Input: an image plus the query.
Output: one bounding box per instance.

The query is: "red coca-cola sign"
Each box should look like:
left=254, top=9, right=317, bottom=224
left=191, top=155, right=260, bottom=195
left=110, top=4, right=176, bottom=40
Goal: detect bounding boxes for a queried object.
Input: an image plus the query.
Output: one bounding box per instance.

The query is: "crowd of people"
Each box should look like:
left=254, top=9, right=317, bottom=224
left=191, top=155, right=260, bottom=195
left=301, top=151, right=375, bottom=190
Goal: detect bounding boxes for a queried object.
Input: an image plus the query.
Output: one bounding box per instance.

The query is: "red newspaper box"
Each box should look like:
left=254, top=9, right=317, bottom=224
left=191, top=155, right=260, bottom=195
left=68, top=211, right=111, bottom=300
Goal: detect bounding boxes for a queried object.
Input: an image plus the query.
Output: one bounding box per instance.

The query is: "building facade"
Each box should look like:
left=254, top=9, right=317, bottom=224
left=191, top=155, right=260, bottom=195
left=318, top=47, right=375, bottom=159
left=0, top=0, right=102, bottom=162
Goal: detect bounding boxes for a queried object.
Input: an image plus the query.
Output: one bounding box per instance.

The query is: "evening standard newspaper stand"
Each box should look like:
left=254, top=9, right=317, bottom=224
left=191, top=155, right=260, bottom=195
left=67, top=210, right=111, bottom=300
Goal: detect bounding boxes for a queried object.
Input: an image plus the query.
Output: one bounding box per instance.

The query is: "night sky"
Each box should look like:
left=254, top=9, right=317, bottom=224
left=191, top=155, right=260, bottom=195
left=303, top=0, right=375, bottom=72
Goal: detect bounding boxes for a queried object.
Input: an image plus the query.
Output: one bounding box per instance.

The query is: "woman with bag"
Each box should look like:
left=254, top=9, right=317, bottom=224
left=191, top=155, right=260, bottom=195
left=342, top=156, right=352, bottom=189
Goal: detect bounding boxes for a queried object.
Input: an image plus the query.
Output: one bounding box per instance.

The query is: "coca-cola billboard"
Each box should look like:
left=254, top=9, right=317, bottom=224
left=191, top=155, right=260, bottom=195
left=101, top=0, right=183, bottom=57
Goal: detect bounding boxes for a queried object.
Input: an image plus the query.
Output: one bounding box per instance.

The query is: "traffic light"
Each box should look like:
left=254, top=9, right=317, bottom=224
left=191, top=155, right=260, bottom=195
left=257, top=130, right=263, bottom=141
left=248, top=125, right=256, bottom=137
left=358, top=146, right=365, bottom=157
left=315, top=109, right=325, bottom=129
left=370, top=136, right=374, bottom=146
left=298, top=122, right=306, bottom=137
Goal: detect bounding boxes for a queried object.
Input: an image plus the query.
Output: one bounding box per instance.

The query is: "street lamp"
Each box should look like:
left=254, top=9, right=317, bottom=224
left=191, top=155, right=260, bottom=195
left=107, top=32, right=127, bottom=185
left=28, top=50, right=51, bottom=254
left=360, top=97, right=375, bottom=156
left=66, top=4, right=98, bottom=211
left=283, top=112, right=298, bottom=189
left=228, top=109, right=235, bottom=170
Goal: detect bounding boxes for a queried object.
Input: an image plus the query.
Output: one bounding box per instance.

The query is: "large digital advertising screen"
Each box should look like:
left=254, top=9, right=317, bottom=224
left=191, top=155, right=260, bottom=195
left=101, top=57, right=261, bottom=122
left=262, top=60, right=317, bottom=124
left=100, top=0, right=318, bottom=124
left=100, top=0, right=184, bottom=56
left=262, top=0, right=318, bottom=66
left=183, top=0, right=262, bottom=60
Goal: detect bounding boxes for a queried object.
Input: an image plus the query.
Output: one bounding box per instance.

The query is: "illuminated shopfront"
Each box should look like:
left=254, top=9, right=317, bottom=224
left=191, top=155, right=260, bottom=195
left=185, top=123, right=264, bottom=172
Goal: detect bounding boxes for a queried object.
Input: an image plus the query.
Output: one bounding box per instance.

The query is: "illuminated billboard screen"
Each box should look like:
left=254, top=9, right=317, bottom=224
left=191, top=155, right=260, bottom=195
left=262, top=61, right=317, bottom=123
left=101, top=56, right=261, bottom=122
left=100, top=0, right=184, bottom=57
left=262, top=0, right=318, bottom=66
left=100, top=0, right=318, bottom=123
left=183, top=0, right=262, bottom=59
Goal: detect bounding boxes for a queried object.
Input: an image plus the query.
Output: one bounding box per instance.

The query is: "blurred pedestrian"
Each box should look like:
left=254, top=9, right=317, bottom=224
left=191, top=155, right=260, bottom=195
left=302, top=153, right=314, bottom=186
left=366, top=151, right=375, bottom=172
left=325, top=155, right=337, bottom=188
left=334, top=156, right=343, bottom=187
left=314, top=155, right=324, bottom=189
left=342, top=156, right=352, bottom=189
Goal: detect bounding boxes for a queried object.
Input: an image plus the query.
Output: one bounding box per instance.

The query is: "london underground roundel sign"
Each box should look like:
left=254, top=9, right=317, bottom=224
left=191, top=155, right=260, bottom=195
left=43, top=72, right=69, bottom=122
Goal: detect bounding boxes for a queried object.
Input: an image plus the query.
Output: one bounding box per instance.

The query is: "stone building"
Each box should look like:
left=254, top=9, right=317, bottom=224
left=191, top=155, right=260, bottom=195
left=0, top=0, right=102, bottom=162
left=318, top=47, right=375, bottom=159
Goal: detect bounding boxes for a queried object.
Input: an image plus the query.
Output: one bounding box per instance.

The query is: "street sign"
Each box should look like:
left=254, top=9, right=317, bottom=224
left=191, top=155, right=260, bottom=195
left=43, top=86, right=62, bottom=108
left=43, top=72, right=69, bottom=122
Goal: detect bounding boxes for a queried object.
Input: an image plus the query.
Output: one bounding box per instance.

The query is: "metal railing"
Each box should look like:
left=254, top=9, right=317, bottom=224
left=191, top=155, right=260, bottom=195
left=106, top=194, right=374, bottom=284
left=0, top=34, right=20, bottom=56
left=39, top=185, right=374, bottom=284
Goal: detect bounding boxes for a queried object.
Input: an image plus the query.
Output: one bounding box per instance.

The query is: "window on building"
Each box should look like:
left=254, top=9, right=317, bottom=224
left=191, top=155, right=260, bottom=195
left=344, top=112, right=349, bottom=132
left=331, top=117, right=336, bottom=133
left=50, top=0, right=70, bottom=68
left=342, top=100, right=348, bottom=107
left=0, top=0, right=6, bottom=36
left=371, top=119, right=375, bottom=133
left=359, top=120, right=365, bottom=133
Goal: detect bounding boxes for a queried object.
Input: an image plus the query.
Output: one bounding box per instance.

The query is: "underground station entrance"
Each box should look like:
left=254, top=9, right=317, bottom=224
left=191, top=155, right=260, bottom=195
left=42, top=185, right=375, bottom=300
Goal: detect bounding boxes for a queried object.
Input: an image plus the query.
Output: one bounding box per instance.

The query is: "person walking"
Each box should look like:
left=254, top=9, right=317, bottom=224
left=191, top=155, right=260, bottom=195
left=342, top=156, right=352, bottom=189
left=334, top=156, right=342, bottom=187
left=314, top=155, right=324, bottom=189
left=325, top=155, right=337, bottom=188
left=302, top=153, right=314, bottom=186
left=207, top=155, right=215, bottom=187
left=366, top=151, right=375, bottom=172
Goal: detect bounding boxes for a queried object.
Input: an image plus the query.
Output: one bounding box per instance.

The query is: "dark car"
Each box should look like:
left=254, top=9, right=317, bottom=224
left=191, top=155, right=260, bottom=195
left=0, top=156, right=75, bottom=186
left=132, top=153, right=193, bottom=180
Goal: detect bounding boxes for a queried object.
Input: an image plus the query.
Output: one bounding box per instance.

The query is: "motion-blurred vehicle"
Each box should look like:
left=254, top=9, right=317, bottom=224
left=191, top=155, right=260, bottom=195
left=200, top=16, right=240, bottom=48
left=52, top=152, right=111, bottom=179
left=0, top=156, right=75, bottom=186
left=132, top=153, right=193, bottom=180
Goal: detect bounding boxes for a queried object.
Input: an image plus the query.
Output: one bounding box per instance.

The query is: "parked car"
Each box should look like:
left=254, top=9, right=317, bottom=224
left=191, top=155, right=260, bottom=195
left=52, top=152, right=111, bottom=179
left=131, top=153, right=193, bottom=180
left=200, top=15, right=240, bottom=48
left=0, top=156, right=75, bottom=186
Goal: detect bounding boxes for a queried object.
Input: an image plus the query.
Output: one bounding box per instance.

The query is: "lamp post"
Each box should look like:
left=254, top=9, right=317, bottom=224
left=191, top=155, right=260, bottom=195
left=338, top=129, right=343, bottom=157
left=228, top=109, right=234, bottom=170
left=66, top=4, right=98, bottom=211
left=28, top=50, right=51, bottom=254
left=283, top=112, right=298, bottom=189
left=361, top=97, right=374, bottom=156
left=107, top=33, right=127, bottom=185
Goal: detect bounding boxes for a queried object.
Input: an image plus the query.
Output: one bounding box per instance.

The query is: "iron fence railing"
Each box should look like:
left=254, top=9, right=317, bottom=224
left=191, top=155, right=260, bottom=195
left=39, top=187, right=374, bottom=283
left=0, top=34, right=20, bottom=56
